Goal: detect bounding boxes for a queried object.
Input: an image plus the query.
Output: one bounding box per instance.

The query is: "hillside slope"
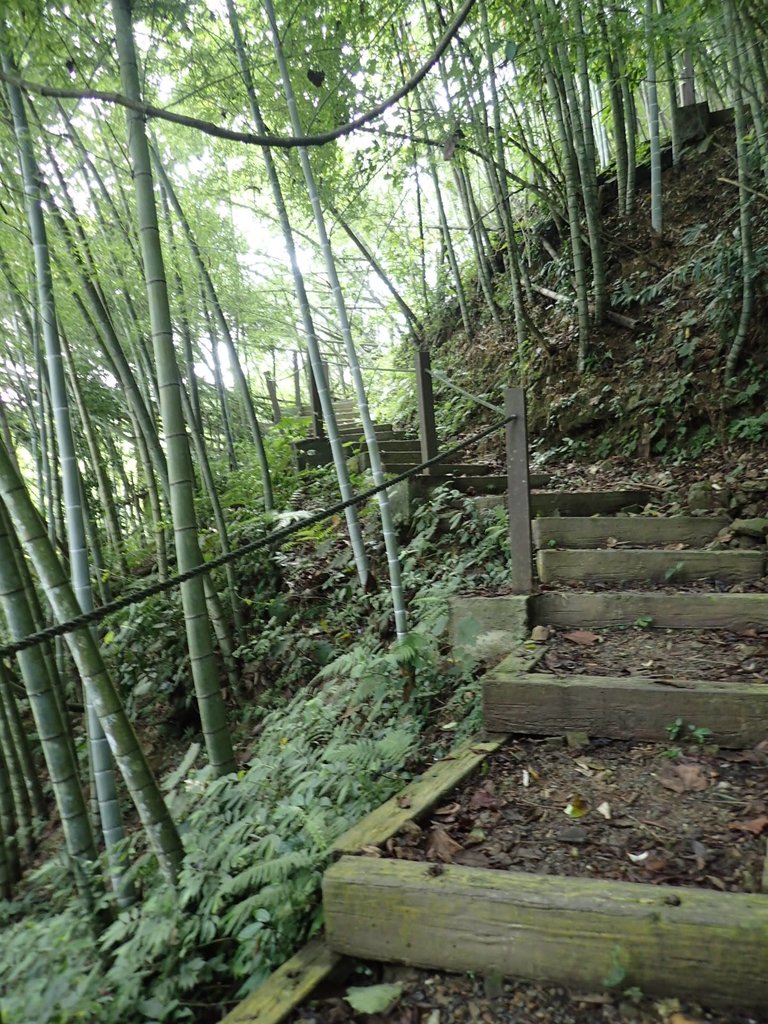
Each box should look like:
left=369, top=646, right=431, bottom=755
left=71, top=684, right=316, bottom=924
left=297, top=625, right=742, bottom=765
left=429, top=120, right=767, bottom=464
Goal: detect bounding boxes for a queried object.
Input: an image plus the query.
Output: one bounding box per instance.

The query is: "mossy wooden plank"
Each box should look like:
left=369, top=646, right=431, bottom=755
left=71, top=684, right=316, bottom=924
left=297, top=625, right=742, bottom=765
left=218, top=938, right=343, bottom=1024
left=531, top=591, right=768, bottom=629
left=483, top=672, right=768, bottom=746
left=386, top=463, right=491, bottom=476
left=323, top=857, right=768, bottom=1008
left=537, top=549, right=764, bottom=584
left=532, top=516, right=729, bottom=550
left=531, top=490, right=652, bottom=516
left=332, top=734, right=507, bottom=856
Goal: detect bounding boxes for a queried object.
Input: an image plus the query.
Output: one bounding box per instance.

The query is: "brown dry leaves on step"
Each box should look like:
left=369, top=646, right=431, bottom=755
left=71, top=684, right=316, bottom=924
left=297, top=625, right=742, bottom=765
left=539, top=626, right=768, bottom=683
left=384, top=738, right=767, bottom=893
left=288, top=963, right=768, bottom=1024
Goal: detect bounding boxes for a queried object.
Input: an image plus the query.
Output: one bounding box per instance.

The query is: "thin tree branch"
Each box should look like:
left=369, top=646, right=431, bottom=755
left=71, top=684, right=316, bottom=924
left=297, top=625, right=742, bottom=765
left=0, top=0, right=477, bottom=150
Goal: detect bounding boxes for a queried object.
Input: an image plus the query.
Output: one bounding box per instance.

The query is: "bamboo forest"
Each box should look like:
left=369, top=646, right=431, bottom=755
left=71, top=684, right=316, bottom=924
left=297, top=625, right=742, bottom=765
left=0, top=0, right=767, bottom=1021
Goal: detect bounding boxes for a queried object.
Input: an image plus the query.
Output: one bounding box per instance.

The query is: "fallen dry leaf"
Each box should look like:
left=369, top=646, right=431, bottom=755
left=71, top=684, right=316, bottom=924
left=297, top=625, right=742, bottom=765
left=433, top=801, right=461, bottom=817
left=469, top=786, right=498, bottom=810
left=426, top=826, right=463, bottom=863
left=564, top=795, right=588, bottom=818
left=563, top=630, right=601, bottom=646
left=668, top=1014, right=706, bottom=1024
left=658, top=763, right=710, bottom=793
left=728, top=815, right=768, bottom=835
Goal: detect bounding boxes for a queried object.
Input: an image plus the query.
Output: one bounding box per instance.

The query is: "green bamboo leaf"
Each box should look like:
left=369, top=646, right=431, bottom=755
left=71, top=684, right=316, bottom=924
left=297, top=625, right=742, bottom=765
left=344, top=983, right=403, bottom=1014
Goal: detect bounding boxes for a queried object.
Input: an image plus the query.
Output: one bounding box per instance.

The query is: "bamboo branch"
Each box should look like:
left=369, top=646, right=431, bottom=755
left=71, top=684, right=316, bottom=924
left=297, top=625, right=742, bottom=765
left=0, top=0, right=478, bottom=151
left=532, top=284, right=638, bottom=330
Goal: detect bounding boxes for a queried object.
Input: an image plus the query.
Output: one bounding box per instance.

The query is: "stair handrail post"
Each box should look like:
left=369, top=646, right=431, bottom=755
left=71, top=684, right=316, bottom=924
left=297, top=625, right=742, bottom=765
left=505, top=387, right=534, bottom=594
left=415, top=348, right=438, bottom=474
left=292, top=350, right=302, bottom=414
left=307, top=359, right=325, bottom=438
left=264, top=372, right=282, bottom=424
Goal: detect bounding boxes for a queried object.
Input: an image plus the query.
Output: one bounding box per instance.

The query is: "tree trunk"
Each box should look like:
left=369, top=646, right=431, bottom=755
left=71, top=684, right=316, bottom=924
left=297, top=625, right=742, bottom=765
left=111, top=0, right=235, bottom=775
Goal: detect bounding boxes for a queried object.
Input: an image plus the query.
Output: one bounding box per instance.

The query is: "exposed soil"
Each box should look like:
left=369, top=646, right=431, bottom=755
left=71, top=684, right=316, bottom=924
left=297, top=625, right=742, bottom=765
left=538, top=577, right=768, bottom=593
left=536, top=626, right=768, bottom=684
left=382, top=739, right=767, bottom=893
left=288, top=963, right=768, bottom=1024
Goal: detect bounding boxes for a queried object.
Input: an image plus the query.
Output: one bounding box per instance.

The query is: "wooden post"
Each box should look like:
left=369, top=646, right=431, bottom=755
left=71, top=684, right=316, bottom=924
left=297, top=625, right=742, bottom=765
left=308, top=362, right=325, bottom=438
left=680, top=49, right=695, bottom=106
left=292, top=350, right=301, bottom=414
left=415, top=349, right=438, bottom=471
left=264, top=373, right=282, bottom=423
left=505, top=387, right=533, bottom=594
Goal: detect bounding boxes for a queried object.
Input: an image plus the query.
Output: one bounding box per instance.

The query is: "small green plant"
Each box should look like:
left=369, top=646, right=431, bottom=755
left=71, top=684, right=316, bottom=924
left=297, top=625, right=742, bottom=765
left=663, top=560, right=685, bottom=582
left=664, top=719, right=713, bottom=757
left=623, top=986, right=644, bottom=1004
left=634, top=615, right=654, bottom=628
left=666, top=717, right=685, bottom=742
left=689, top=724, right=713, bottom=745
left=603, top=944, right=628, bottom=989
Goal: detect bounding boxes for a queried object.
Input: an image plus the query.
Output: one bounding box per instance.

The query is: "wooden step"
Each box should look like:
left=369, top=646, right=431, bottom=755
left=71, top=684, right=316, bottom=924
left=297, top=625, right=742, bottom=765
left=386, top=462, right=492, bottom=476
left=410, top=473, right=551, bottom=498
left=531, top=591, right=768, bottom=629
left=336, top=424, right=397, bottom=440
left=358, top=453, right=492, bottom=475
left=219, top=938, right=344, bottom=1024
left=476, top=490, right=652, bottom=516
left=532, top=515, right=730, bottom=550
left=323, top=857, right=768, bottom=1010
left=537, top=549, right=764, bottom=584
left=377, top=439, right=424, bottom=452
left=483, top=670, right=768, bottom=746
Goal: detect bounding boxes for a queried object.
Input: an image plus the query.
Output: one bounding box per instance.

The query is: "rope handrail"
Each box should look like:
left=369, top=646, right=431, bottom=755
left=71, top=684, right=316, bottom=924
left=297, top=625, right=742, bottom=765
left=425, top=370, right=504, bottom=414
left=0, top=414, right=514, bottom=662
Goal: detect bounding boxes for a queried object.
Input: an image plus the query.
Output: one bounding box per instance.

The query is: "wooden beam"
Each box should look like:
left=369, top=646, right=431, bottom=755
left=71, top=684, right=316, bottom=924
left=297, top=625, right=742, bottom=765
left=537, top=549, right=764, bottom=584
left=415, top=349, right=438, bottom=470
left=483, top=672, right=768, bottom=746
left=323, top=858, right=768, bottom=1009
left=218, top=938, right=344, bottom=1024
left=332, top=735, right=506, bottom=856
left=307, top=360, right=324, bottom=438
left=532, top=516, right=730, bottom=550
left=531, top=490, right=652, bottom=516
left=505, top=388, right=533, bottom=594
left=531, top=591, right=768, bottom=629
left=264, top=373, right=282, bottom=424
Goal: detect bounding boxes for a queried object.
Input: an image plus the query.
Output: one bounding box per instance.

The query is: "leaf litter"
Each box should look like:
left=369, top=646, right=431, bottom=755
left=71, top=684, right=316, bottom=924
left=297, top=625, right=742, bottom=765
left=288, top=962, right=768, bottom=1024
left=384, top=738, right=767, bottom=892
left=538, top=626, right=768, bottom=683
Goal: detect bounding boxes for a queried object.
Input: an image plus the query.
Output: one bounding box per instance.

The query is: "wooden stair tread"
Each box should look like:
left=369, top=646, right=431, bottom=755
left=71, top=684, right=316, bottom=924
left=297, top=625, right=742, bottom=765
left=532, top=515, right=730, bottom=549
left=323, top=857, right=768, bottom=1009
left=537, top=548, right=765, bottom=584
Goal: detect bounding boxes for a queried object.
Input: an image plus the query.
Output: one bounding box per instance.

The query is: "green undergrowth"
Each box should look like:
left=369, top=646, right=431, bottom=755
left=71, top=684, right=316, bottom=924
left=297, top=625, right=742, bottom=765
left=0, top=486, right=510, bottom=1024
left=417, top=127, right=768, bottom=467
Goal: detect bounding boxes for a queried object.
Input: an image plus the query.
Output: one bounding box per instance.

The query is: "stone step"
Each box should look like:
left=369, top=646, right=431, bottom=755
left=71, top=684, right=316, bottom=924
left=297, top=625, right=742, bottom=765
left=532, top=515, right=730, bottom=550
left=536, top=548, right=764, bottom=584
